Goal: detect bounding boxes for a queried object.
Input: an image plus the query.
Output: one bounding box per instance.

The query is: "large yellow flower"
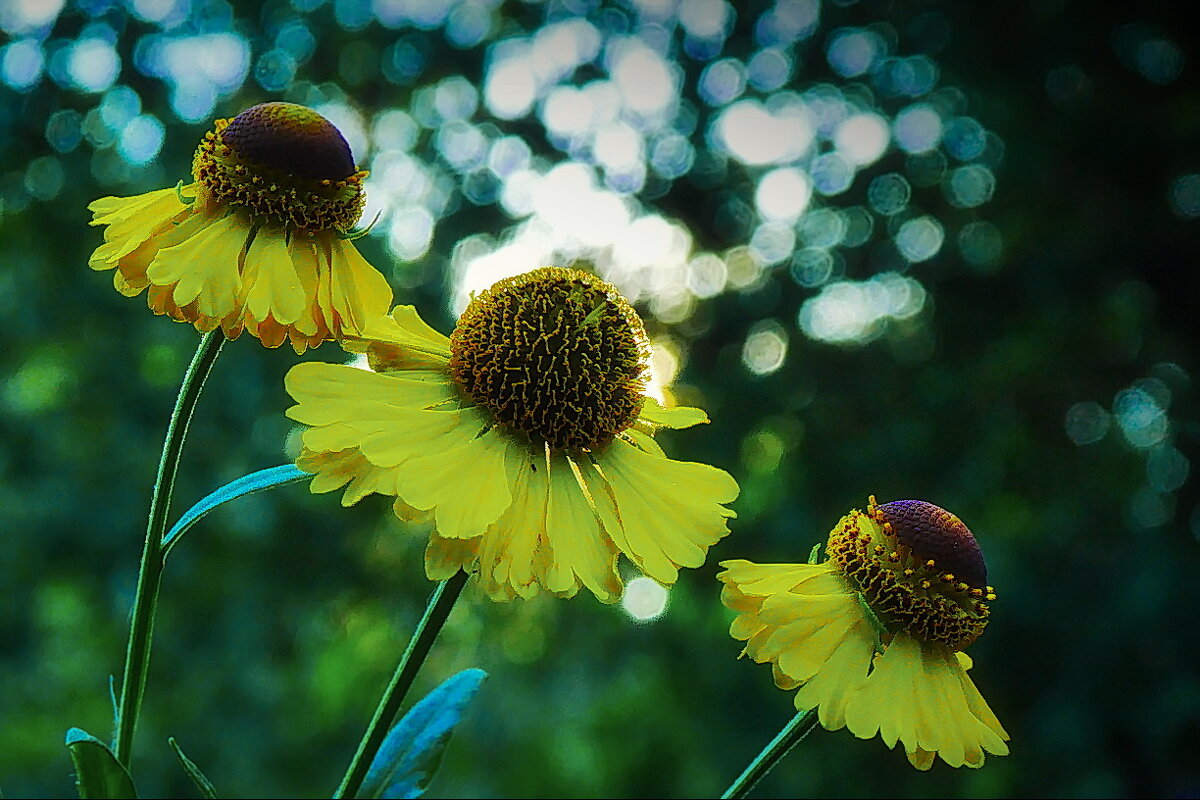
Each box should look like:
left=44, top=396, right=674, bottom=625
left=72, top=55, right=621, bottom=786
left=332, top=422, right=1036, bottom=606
left=285, top=266, right=740, bottom=602
left=719, top=497, right=1009, bottom=770
left=88, top=102, right=393, bottom=353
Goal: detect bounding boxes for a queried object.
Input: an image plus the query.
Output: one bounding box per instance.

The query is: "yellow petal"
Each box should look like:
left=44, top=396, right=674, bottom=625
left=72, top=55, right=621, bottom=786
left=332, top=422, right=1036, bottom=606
left=953, top=654, right=1011, bottom=747
left=113, top=269, right=147, bottom=297
left=348, top=305, right=453, bottom=372
left=425, top=531, right=479, bottom=581
left=620, top=428, right=665, bottom=458
left=791, top=614, right=876, bottom=731
left=637, top=395, right=710, bottom=429
left=543, top=453, right=621, bottom=601
left=285, top=361, right=457, bottom=423
left=89, top=189, right=187, bottom=266
left=327, top=237, right=394, bottom=335
left=584, top=438, right=738, bottom=584
left=243, top=230, right=306, bottom=325
left=114, top=210, right=211, bottom=292
left=88, top=186, right=178, bottom=226
left=145, top=213, right=247, bottom=317
left=717, top=560, right=834, bottom=599
left=296, top=448, right=400, bottom=506
left=476, top=451, right=548, bottom=600
left=394, top=425, right=515, bottom=539
left=843, top=632, right=1009, bottom=768
left=907, top=749, right=937, bottom=771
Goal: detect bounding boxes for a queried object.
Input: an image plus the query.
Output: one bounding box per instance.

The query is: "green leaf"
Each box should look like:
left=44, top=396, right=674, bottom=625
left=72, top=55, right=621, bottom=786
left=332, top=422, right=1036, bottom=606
left=855, top=592, right=889, bottom=654
left=357, top=668, right=488, bottom=799
left=108, top=676, right=119, bottom=740
left=65, top=728, right=136, bottom=799
left=168, top=737, right=217, bottom=799
left=161, top=464, right=308, bottom=558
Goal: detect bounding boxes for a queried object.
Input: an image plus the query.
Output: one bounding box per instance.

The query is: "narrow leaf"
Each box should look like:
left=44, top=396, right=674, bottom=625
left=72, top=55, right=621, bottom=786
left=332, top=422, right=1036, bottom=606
left=108, top=676, right=119, bottom=742
left=162, top=464, right=308, bottom=557
left=65, top=728, right=136, bottom=799
left=357, top=668, right=488, bottom=799
left=168, top=737, right=217, bottom=799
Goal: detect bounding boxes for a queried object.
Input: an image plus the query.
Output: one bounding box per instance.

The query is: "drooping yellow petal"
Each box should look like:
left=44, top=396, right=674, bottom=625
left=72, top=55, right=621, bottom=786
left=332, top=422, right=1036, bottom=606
left=543, top=453, right=621, bottom=601
left=326, top=237, right=394, bottom=335
left=952, top=653, right=1011, bottom=748
left=907, top=749, right=937, bottom=770
left=286, top=233, right=322, bottom=338
left=754, top=593, right=865, bottom=675
left=476, top=450, right=549, bottom=600
left=772, top=663, right=801, bottom=690
left=637, top=395, right=710, bottom=429
left=108, top=210, right=212, bottom=295
left=89, top=187, right=175, bottom=225
left=393, top=424, right=515, bottom=540
left=719, top=560, right=877, bottom=730
left=113, top=268, right=148, bottom=297
left=296, top=448, right=401, bottom=506
left=145, top=212, right=247, bottom=318
left=348, top=305, right=453, bottom=371
left=243, top=230, right=306, bottom=325
left=843, top=632, right=1008, bottom=769
left=790, top=614, right=877, bottom=731
left=585, top=438, right=738, bottom=584
left=425, top=531, right=480, bottom=581
left=90, top=192, right=190, bottom=273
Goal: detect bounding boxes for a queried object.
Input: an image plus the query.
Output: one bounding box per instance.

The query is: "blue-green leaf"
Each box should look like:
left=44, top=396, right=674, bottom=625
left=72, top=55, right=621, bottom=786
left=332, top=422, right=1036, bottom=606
left=65, top=728, right=136, bottom=799
left=168, top=737, right=217, bottom=799
left=162, top=464, right=308, bottom=557
left=357, top=668, right=488, bottom=799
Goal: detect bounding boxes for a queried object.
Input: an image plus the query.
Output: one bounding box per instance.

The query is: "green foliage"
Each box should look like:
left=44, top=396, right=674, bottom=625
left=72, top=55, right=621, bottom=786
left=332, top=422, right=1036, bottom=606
left=64, top=729, right=135, bottom=799
left=1, top=0, right=1199, bottom=798
left=167, top=738, right=217, bottom=800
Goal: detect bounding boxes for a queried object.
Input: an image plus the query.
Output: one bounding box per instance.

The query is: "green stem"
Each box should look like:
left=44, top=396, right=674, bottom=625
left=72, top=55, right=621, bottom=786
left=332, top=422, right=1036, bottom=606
left=334, top=570, right=469, bottom=799
left=721, top=709, right=821, bottom=800
left=114, top=329, right=225, bottom=767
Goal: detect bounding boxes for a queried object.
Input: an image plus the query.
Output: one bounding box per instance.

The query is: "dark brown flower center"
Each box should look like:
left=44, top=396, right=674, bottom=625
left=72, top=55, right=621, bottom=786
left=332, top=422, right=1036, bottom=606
left=827, top=497, right=996, bottom=651
left=191, top=102, right=366, bottom=231
left=221, top=102, right=356, bottom=180
left=876, top=499, right=988, bottom=588
left=448, top=267, right=650, bottom=452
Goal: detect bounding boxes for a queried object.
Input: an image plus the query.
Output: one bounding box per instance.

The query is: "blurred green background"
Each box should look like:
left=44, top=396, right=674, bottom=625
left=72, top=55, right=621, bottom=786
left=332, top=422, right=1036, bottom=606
left=2, top=0, right=1198, bottom=797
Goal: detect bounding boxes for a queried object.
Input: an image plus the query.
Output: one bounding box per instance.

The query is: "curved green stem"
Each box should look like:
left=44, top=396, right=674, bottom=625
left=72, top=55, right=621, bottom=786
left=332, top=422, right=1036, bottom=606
left=721, top=709, right=821, bottom=799
left=334, top=570, right=469, bottom=799
left=114, top=329, right=225, bottom=767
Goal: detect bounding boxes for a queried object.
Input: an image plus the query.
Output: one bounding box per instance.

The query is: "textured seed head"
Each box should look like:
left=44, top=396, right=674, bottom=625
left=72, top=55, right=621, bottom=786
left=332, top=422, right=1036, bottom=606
left=827, top=497, right=994, bottom=650
left=449, top=267, right=650, bottom=452
left=192, top=102, right=366, bottom=231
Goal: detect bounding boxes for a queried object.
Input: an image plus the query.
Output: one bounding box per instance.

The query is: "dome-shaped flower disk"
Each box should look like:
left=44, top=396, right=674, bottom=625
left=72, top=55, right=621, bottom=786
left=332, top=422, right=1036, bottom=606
left=88, top=102, right=393, bottom=353
left=718, top=497, right=1009, bottom=770
left=285, top=266, right=740, bottom=602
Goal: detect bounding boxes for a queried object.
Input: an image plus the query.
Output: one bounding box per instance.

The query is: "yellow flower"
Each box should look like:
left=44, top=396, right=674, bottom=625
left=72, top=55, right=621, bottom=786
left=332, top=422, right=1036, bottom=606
left=88, top=102, right=393, bottom=353
left=285, top=266, right=740, bottom=602
left=718, top=497, right=1009, bottom=770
